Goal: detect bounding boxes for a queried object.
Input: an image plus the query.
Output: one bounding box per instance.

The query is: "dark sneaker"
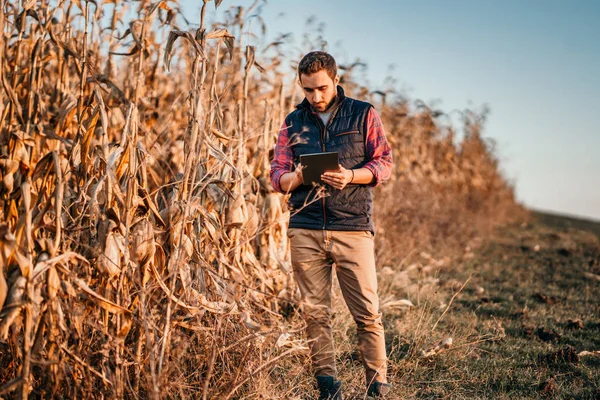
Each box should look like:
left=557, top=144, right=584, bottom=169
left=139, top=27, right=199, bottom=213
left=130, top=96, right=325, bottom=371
left=366, top=381, right=392, bottom=398
left=316, top=375, right=343, bottom=400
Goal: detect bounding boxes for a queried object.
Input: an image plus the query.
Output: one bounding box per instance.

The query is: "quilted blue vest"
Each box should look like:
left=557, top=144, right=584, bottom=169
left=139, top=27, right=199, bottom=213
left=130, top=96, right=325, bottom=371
left=286, top=86, right=374, bottom=232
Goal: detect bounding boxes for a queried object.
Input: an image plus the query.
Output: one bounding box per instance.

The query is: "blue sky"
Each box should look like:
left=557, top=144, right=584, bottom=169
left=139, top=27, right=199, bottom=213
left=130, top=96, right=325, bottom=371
left=181, top=0, right=600, bottom=221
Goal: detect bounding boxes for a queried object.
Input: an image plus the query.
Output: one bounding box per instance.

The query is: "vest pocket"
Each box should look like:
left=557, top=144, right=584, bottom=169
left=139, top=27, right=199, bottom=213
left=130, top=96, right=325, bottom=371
left=334, top=130, right=360, bottom=137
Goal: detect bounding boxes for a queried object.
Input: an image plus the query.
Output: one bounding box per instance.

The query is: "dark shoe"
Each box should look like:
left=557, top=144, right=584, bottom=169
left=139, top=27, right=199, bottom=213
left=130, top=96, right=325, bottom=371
left=367, top=381, right=392, bottom=398
left=316, top=375, right=343, bottom=400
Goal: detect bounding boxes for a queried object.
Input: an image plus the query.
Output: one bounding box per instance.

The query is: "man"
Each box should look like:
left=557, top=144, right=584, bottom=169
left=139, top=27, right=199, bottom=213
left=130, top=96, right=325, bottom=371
left=270, top=51, right=393, bottom=399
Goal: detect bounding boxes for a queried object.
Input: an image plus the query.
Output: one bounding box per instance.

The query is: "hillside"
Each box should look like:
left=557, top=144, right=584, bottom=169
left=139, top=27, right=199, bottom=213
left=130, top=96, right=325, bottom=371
left=534, top=211, right=600, bottom=239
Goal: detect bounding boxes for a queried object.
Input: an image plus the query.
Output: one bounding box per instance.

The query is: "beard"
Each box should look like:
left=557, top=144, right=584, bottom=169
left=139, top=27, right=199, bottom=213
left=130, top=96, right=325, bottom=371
left=313, top=96, right=337, bottom=112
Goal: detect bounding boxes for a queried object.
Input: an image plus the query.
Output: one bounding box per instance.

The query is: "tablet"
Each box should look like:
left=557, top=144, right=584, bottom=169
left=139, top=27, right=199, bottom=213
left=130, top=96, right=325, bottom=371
left=300, top=151, right=339, bottom=185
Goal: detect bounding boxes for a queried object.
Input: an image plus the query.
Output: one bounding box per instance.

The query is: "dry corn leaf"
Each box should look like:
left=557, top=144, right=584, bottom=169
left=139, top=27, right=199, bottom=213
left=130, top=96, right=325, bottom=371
left=205, top=136, right=237, bottom=171
left=421, top=337, right=453, bottom=358
left=98, top=225, right=123, bottom=279
left=107, top=145, right=124, bottom=176
left=206, top=183, right=227, bottom=210
left=210, top=127, right=232, bottom=141
left=81, top=110, right=100, bottom=168
left=57, top=302, right=67, bottom=332
left=244, top=45, right=256, bottom=73
left=203, top=211, right=221, bottom=242
left=198, top=293, right=236, bottom=314
left=116, top=313, right=132, bottom=341
left=179, top=264, right=193, bottom=295
left=147, top=0, right=171, bottom=16
left=578, top=350, right=600, bottom=357
left=13, top=250, right=33, bottom=279
left=240, top=310, right=268, bottom=332
left=32, top=251, right=90, bottom=280
left=47, top=266, right=60, bottom=300
left=128, top=20, right=144, bottom=49
left=140, top=188, right=166, bottom=227
left=71, top=277, right=131, bottom=315
left=114, top=144, right=130, bottom=181
left=164, top=30, right=205, bottom=72
left=93, top=87, right=109, bottom=132
left=0, top=276, right=26, bottom=340
left=0, top=158, right=19, bottom=194
left=226, top=193, right=246, bottom=228
left=1, top=171, right=14, bottom=194
left=0, top=270, right=6, bottom=312
left=205, top=28, right=235, bottom=59
left=57, top=96, right=78, bottom=131
left=242, top=246, right=261, bottom=271
left=583, top=272, right=600, bottom=282
left=30, top=151, right=55, bottom=183
left=245, top=203, right=259, bottom=238
left=150, top=261, right=201, bottom=313
left=276, top=333, right=292, bottom=347
left=150, top=245, right=166, bottom=283
left=109, top=43, right=141, bottom=57
left=182, top=234, right=194, bottom=258
left=92, top=75, right=130, bottom=106
left=1, top=74, right=24, bottom=124
left=263, top=193, right=282, bottom=223
left=0, top=225, right=15, bottom=267
left=60, top=280, right=78, bottom=298
left=130, top=217, right=155, bottom=266
left=381, top=298, right=414, bottom=310
left=88, top=177, right=105, bottom=220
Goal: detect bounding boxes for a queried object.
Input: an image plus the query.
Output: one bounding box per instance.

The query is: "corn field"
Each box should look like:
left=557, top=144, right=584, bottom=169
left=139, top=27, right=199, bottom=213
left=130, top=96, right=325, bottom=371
left=0, top=0, right=519, bottom=398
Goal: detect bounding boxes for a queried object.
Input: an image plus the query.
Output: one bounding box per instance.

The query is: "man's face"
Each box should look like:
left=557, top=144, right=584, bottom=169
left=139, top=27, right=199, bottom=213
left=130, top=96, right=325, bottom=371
left=299, top=70, right=339, bottom=112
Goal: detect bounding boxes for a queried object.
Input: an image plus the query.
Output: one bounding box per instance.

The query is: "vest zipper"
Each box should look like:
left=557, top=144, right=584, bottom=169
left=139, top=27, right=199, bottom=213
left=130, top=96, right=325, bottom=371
left=312, top=116, right=328, bottom=229
left=310, top=101, right=344, bottom=230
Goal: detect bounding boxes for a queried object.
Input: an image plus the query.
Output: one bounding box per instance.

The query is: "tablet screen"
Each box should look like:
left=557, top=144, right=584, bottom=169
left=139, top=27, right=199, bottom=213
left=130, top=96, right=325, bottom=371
left=299, top=152, right=339, bottom=185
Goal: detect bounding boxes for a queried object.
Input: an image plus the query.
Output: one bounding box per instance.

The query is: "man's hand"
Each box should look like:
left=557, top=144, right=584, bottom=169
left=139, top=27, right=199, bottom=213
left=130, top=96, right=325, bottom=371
left=294, top=163, right=304, bottom=183
left=279, top=164, right=304, bottom=192
left=322, top=164, right=353, bottom=190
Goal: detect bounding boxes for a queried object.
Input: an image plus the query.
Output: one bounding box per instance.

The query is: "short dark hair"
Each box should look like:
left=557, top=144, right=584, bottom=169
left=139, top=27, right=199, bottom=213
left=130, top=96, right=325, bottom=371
left=298, top=51, right=337, bottom=81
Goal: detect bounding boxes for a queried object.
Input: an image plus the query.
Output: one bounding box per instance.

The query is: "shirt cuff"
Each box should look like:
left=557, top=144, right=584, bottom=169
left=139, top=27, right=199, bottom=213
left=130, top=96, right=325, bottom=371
left=270, top=169, right=287, bottom=194
left=362, top=163, right=381, bottom=187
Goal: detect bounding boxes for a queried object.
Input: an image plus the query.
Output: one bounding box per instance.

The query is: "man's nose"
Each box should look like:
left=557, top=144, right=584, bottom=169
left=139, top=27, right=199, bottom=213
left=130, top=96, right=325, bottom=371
left=313, top=91, right=322, bottom=102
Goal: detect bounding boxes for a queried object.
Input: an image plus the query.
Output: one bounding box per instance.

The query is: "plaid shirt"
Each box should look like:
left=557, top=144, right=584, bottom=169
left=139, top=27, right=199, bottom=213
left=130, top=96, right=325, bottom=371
left=270, top=107, right=393, bottom=194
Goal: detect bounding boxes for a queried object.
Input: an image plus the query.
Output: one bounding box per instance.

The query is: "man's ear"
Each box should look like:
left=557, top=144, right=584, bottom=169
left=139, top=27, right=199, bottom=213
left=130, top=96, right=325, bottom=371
left=334, top=74, right=340, bottom=86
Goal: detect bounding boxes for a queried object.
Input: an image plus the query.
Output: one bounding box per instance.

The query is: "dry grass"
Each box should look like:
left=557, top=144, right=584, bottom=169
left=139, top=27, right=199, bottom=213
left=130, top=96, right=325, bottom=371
left=0, top=1, right=521, bottom=398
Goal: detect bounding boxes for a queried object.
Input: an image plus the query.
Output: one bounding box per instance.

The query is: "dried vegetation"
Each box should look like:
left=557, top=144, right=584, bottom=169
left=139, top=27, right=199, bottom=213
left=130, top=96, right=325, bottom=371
left=0, top=0, right=520, bottom=398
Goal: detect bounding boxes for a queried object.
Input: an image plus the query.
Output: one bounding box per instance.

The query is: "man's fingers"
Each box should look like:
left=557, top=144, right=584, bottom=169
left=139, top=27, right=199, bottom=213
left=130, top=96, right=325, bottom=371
left=321, top=172, right=348, bottom=190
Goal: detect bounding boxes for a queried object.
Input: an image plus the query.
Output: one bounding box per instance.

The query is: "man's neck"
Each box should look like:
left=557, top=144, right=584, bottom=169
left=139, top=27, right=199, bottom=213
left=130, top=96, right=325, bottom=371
left=318, top=109, right=332, bottom=124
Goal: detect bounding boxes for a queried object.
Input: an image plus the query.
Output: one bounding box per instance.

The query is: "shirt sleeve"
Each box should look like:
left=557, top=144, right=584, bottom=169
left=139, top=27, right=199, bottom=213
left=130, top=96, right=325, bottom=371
left=269, top=121, right=294, bottom=194
left=362, top=107, right=393, bottom=186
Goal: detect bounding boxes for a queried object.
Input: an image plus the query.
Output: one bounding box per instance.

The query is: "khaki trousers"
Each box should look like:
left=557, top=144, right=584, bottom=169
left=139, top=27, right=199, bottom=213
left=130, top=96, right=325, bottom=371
left=287, top=228, right=387, bottom=385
